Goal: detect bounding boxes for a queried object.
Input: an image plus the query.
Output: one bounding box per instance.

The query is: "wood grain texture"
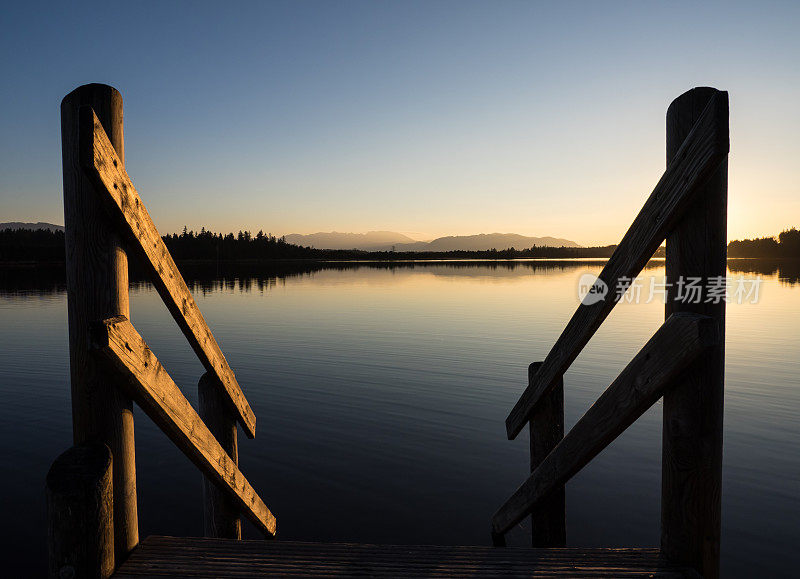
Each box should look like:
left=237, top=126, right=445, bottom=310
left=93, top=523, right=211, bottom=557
left=505, top=91, right=729, bottom=439
left=199, top=372, right=242, bottom=540
left=47, top=444, right=114, bottom=579
left=661, top=87, right=728, bottom=579
left=78, top=107, right=256, bottom=438
left=528, top=362, right=565, bottom=547
left=61, top=84, right=139, bottom=561
left=91, top=316, right=276, bottom=537
left=114, top=536, right=701, bottom=578
left=492, top=313, right=718, bottom=536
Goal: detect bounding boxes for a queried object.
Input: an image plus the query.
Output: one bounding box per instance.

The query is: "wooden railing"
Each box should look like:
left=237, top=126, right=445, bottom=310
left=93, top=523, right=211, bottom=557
left=491, top=87, right=729, bottom=579
left=46, top=84, right=274, bottom=578
left=45, top=83, right=729, bottom=579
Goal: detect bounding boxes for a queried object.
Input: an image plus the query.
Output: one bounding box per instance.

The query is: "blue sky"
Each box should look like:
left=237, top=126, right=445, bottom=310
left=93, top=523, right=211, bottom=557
left=1, top=0, right=798, bottom=245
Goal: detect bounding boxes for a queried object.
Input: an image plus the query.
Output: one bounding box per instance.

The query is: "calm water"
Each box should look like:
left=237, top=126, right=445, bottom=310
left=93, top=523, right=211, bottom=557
left=1, top=260, right=798, bottom=577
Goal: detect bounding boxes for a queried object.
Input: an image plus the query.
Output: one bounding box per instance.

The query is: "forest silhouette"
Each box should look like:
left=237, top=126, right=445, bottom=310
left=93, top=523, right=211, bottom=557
left=1, top=226, right=798, bottom=263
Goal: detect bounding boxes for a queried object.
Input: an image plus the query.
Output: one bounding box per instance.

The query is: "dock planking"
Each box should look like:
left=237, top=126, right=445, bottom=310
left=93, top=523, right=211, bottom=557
left=114, top=536, right=701, bottom=578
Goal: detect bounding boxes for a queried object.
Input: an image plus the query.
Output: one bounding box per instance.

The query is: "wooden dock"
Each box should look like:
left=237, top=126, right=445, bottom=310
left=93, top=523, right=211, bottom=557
left=48, top=83, right=729, bottom=578
left=114, top=537, right=700, bottom=578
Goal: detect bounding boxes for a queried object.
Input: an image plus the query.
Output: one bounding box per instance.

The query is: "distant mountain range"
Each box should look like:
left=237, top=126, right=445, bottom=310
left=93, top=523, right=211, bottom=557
left=0, top=222, right=64, bottom=232
left=284, top=231, right=580, bottom=251
left=0, top=224, right=580, bottom=252
left=283, top=231, right=416, bottom=251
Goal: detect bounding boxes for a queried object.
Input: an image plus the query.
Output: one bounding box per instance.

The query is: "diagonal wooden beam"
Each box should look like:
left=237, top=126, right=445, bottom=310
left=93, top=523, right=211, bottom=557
left=492, top=313, right=718, bottom=537
left=505, top=90, right=728, bottom=439
left=91, top=316, right=276, bottom=537
left=78, top=107, right=256, bottom=439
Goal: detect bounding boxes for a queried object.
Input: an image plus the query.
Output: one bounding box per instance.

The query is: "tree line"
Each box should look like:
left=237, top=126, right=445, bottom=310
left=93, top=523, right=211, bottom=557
left=1, top=226, right=797, bottom=263
left=726, top=228, right=800, bottom=258
left=0, top=228, right=65, bottom=262
left=164, top=228, right=628, bottom=260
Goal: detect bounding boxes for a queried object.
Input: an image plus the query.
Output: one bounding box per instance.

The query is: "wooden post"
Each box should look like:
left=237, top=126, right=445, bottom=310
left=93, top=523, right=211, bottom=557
left=199, top=372, right=242, bottom=539
left=662, top=87, right=728, bottom=578
left=46, top=444, right=114, bottom=579
left=62, top=83, right=138, bottom=561
left=528, top=362, right=566, bottom=547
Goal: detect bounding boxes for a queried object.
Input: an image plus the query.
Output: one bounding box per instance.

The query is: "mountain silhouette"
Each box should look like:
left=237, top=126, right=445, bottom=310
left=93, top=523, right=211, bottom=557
left=394, top=233, right=580, bottom=252
left=284, top=231, right=416, bottom=250
left=0, top=222, right=64, bottom=232
left=285, top=231, right=580, bottom=251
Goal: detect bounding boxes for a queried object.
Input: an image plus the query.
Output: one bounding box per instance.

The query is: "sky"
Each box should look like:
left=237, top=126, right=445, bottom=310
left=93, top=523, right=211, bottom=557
left=1, top=0, right=798, bottom=246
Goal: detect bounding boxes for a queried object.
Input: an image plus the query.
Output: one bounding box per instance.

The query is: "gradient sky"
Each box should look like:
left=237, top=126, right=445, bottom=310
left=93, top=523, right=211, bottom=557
left=1, top=1, right=798, bottom=245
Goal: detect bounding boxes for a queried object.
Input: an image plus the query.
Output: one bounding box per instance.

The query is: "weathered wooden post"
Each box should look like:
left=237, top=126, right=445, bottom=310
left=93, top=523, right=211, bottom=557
left=62, top=83, right=139, bottom=561
left=662, top=87, right=728, bottom=578
left=528, top=362, right=565, bottom=547
left=46, top=444, right=114, bottom=579
left=199, top=372, right=242, bottom=539
left=492, top=362, right=564, bottom=547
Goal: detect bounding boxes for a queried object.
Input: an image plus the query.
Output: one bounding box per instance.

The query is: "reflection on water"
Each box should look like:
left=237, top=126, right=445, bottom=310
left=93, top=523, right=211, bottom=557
left=4, top=258, right=799, bottom=298
left=727, top=258, right=800, bottom=286
left=0, top=264, right=66, bottom=296
left=0, top=259, right=798, bottom=577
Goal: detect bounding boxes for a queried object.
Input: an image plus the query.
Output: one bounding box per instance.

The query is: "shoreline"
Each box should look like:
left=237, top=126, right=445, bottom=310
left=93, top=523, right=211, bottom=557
left=2, top=255, right=798, bottom=268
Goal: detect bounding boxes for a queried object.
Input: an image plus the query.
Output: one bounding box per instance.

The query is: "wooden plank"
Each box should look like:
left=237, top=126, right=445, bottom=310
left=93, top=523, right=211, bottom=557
left=114, top=537, right=701, bottom=578
left=505, top=91, right=729, bottom=439
left=61, top=84, right=139, bottom=561
left=662, top=87, right=727, bottom=579
left=91, top=316, right=276, bottom=537
left=492, top=313, right=718, bottom=537
left=528, top=361, right=566, bottom=547
left=78, top=107, right=256, bottom=439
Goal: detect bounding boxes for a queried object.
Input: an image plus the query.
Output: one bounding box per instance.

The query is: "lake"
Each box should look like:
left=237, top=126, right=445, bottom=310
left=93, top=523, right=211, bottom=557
left=1, top=259, right=798, bottom=577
